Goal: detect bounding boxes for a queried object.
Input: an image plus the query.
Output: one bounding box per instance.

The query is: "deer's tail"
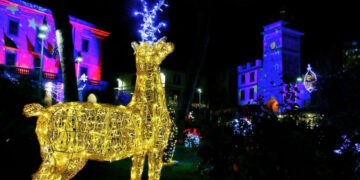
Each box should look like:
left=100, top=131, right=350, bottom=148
left=23, top=103, right=44, bottom=118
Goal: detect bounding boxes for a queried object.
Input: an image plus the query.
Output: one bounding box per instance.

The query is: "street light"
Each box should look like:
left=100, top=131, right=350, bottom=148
left=38, top=16, right=49, bottom=100
left=296, top=77, right=302, bottom=82
left=197, top=88, right=202, bottom=108
left=160, top=72, right=165, bottom=87
left=116, top=78, right=124, bottom=91
left=76, top=52, right=84, bottom=79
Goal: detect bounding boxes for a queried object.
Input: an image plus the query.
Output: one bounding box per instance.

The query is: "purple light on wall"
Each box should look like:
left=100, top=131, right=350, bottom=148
left=0, top=0, right=110, bottom=81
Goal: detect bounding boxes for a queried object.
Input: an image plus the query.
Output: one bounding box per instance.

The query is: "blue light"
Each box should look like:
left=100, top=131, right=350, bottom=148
left=134, top=0, right=168, bottom=42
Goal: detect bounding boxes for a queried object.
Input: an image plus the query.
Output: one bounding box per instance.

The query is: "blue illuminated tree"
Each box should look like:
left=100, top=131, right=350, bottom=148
left=134, top=0, right=168, bottom=42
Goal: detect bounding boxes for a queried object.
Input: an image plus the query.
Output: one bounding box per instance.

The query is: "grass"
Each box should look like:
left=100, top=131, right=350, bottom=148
left=1, top=116, right=205, bottom=179
left=74, top=145, right=205, bottom=180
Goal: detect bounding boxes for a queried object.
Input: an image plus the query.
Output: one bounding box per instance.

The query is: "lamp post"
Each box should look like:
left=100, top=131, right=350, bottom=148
left=160, top=72, right=166, bottom=87
left=296, top=77, right=302, bottom=83
left=115, top=78, right=124, bottom=105
left=38, top=16, right=49, bottom=101
left=116, top=78, right=124, bottom=91
left=78, top=73, right=87, bottom=102
left=197, top=88, right=202, bottom=108
left=76, top=52, right=83, bottom=81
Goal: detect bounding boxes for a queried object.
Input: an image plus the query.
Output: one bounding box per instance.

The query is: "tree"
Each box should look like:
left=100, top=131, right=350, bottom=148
left=51, top=3, right=79, bottom=102
left=29, top=0, right=78, bottom=102
left=175, top=0, right=212, bottom=129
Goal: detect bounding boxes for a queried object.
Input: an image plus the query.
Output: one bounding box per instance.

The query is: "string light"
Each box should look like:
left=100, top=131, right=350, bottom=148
left=184, top=128, right=201, bottom=148
left=303, top=64, right=317, bottom=93
left=134, top=0, right=168, bottom=42
left=24, top=40, right=175, bottom=180
left=163, top=105, right=177, bottom=164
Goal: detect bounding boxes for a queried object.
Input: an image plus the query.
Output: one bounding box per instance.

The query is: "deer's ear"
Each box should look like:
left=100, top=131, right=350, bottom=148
left=131, top=42, right=139, bottom=53
left=163, top=42, right=174, bottom=55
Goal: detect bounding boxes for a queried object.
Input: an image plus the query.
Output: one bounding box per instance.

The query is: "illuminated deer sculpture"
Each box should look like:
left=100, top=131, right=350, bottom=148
left=24, top=40, right=174, bottom=180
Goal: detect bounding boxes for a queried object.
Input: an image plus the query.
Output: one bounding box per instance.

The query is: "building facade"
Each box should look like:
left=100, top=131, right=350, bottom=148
left=0, top=0, right=110, bottom=101
left=115, top=68, right=207, bottom=108
left=237, top=20, right=310, bottom=111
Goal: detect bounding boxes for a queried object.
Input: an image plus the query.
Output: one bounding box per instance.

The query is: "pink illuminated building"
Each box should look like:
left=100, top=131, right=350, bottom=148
left=0, top=0, right=110, bottom=101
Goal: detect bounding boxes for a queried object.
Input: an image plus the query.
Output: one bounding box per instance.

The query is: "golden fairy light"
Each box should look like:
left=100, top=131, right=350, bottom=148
left=24, top=40, right=175, bottom=180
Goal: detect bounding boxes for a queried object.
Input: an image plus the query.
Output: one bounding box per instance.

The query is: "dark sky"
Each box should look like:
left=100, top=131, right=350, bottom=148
left=32, top=0, right=360, bottom=80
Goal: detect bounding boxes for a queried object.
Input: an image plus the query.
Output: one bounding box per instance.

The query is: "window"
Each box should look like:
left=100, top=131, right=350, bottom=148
left=173, top=74, right=181, bottom=85
left=241, top=75, right=245, bottom=84
left=82, top=39, right=89, bottom=52
left=80, top=67, right=88, bottom=76
left=250, top=72, right=255, bottom=82
left=33, top=57, right=40, bottom=68
left=240, top=90, right=245, bottom=100
left=5, top=51, right=16, bottom=66
left=249, top=88, right=254, bottom=99
left=8, top=19, right=19, bottom=36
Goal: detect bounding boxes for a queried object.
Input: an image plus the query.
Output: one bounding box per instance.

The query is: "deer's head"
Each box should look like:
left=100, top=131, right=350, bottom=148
left=131, top=40, right=174, bottom=70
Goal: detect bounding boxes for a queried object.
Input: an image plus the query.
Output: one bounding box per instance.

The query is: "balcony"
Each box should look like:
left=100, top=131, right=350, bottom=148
left=0, top=64, right=107, bottom=88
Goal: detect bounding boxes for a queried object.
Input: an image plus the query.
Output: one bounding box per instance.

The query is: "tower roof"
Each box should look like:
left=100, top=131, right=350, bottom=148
left=263, top=20, right=303, bottom=37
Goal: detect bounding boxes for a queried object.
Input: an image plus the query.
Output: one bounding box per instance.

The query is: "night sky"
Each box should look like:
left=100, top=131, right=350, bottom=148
left=35, top=0, right=360, bottom=80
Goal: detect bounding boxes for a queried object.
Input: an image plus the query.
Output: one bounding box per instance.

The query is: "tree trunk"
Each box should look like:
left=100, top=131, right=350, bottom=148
left=51, top=6, right=79, bottom=102
left=175, top=0, right=212, bottom=127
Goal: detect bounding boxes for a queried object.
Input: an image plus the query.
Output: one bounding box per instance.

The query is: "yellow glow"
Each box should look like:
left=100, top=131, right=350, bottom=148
left=24, top=40, right=175, bottom=180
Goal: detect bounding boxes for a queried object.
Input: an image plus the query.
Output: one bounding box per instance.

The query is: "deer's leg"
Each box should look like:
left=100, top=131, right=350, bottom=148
left=130, top=151, right=146, bottom=180
left=32, top=152, right=66, bottom=180
left=61, top=156, right=88, bottom=180
left=147, top=150, right=164, bottom=180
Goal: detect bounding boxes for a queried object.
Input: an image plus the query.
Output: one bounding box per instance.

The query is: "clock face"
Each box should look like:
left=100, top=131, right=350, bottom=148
left=270, top=41, right=276, bottom=50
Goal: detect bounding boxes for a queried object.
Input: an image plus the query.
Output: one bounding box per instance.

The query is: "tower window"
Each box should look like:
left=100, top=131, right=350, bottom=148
left=250, top=72, right=255, bottom=82
left=241, top=75, right=245, bottom=84
left=8, top=19, right=19, bottom=36
left=82, top=39, right=89, bottom=52
left=5, top=51, right=16, bottom=66
left=249, top=88, right=254, bottom=99
left=240, top=90, right=245, bottom=100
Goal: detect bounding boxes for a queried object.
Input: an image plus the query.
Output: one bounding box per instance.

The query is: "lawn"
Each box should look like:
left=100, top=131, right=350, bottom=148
left=74, top=145, right=205, bottom=180
left=1, top=114, right=205, bottom=179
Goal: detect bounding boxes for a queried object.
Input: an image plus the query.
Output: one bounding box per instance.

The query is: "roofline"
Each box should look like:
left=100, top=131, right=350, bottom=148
left=1, top=0, right=110, bottom=38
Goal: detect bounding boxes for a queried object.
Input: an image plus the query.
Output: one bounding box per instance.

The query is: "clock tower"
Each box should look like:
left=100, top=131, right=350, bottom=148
left=258, top=20, right=303, bottom=108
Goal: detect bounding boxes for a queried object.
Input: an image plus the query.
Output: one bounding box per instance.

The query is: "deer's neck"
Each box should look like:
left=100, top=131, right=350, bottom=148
left=132, top=65, right=166, bottom=107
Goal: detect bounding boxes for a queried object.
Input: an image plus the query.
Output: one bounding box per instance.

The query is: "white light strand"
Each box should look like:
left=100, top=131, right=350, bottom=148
left=303, top=64, right=317, bottom=93
left=134, top=0, right=168, bottom=42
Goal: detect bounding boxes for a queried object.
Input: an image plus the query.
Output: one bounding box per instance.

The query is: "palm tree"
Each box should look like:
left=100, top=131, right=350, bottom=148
left=28, top=0, right=78, bottom=102
left=51, top=4, right=79, bottom=102
left=175, top=0, right=212, bottom=127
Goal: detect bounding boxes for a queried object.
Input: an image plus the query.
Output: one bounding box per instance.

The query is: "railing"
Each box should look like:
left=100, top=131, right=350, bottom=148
left=16, top=67, right=30, bottom=75
left=0, top=64, right=106, bottom=87
left=43, top=72, right=57, bottom=79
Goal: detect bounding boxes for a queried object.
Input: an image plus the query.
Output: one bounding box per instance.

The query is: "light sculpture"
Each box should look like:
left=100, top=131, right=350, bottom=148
left=24, top=0, right=174, bottom=179
left=303, top=64, right=317, bottom=93
left=134, top=0, right=168, bottom=42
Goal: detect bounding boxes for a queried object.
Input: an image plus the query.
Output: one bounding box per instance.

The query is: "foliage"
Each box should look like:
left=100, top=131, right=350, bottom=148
left=0, top=75, right=40, bottom=179
left=197, top=84, right=360, bottom=179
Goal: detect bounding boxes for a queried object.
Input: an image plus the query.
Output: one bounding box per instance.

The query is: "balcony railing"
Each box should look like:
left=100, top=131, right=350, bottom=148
left=0, top=64, right=106, bottom=87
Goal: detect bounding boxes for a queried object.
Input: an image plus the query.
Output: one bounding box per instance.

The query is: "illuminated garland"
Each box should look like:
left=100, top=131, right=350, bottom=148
left=24, top=40, right=175, bottom=180
left=303, top=64, right=317, bottom=93
left=184, top=128, right=201, bottom=149
left=334, top=135, right=360, bottom=155
left=134, top=0, right=168, bottom=42
left=163, top=122, right=178, bottom=164
left=163, top=106, right=177, bottom=164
